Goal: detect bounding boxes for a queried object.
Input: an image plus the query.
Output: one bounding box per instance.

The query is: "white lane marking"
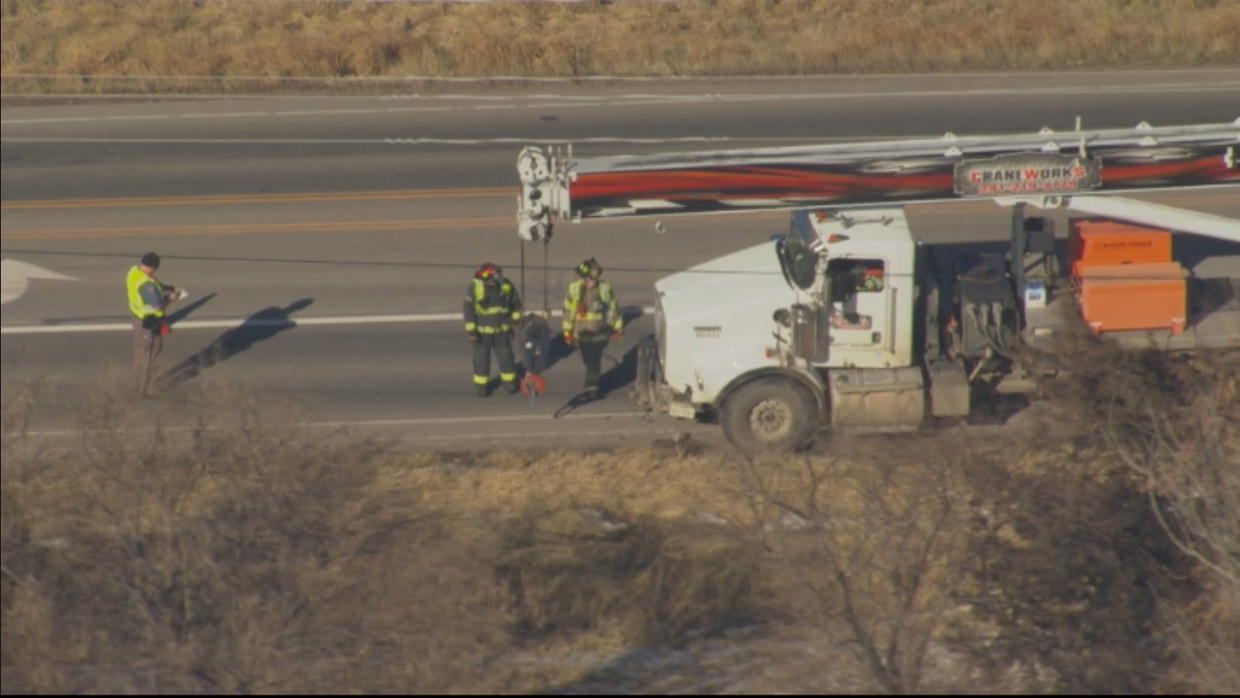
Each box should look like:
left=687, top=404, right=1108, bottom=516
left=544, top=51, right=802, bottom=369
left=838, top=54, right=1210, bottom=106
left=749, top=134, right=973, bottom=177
left=7, top=81, right=1239, bottom=103
left=5, top=83, right=1239, bottom=126
left=0, top=313, right=453, bottom=334
left=14, top=412, right=669, bottom=438
left=0, top=136, right=736, bottom=145
left=2, top=97, right=683, bottom=124
left=6, top=68, right=1238, bottom=83
left=1, top=258, right=78, bottom=305
left=0, top=307, right=656, bottom=335
left=16, top=428, right=675, bottom=440
left=314, top=412, right=648, bottom=426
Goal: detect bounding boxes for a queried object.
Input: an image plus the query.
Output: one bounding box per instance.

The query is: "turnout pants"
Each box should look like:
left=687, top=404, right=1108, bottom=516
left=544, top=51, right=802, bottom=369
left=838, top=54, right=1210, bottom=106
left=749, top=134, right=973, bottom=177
left=576, top=330, right=610, bottom=392
left=131, top=318, right=162, bottom=397
left=473, top=330, right=516, bottom=387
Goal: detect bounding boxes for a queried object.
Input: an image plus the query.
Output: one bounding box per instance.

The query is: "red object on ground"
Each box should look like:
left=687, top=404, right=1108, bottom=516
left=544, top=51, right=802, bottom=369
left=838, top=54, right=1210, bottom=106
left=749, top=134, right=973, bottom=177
left=520, top=373, right=547, bottom=396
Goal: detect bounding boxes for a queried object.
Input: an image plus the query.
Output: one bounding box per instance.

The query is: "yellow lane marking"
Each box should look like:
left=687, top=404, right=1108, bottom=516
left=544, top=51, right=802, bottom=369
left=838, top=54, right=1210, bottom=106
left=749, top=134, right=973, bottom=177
left=908, top=190, right=1240, bottom=216
left=0, top=217, right=511, bottom=240
left=4, top=191, right=1231, bottom=239
left=0, top=187, right=517, bottom=210
left=4, top=187, right=1232, bottom=213
left=0, top=210, right=790, bottom=240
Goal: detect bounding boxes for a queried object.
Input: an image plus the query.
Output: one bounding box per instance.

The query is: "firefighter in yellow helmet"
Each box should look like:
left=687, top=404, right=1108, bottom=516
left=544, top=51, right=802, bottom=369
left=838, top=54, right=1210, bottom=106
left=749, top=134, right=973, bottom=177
left=463, top=262, right=522, bottom=397
left=562, top=258, right=623, bottom=397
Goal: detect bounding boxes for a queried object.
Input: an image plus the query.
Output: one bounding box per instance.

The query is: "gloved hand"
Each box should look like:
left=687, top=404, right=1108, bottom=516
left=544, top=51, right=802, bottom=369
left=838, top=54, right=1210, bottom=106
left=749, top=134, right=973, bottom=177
left=467, top=331, right=480, bottom=342
left=611, top=329, right=623, bottom=341
left=563, top=331, right=575, bottom=346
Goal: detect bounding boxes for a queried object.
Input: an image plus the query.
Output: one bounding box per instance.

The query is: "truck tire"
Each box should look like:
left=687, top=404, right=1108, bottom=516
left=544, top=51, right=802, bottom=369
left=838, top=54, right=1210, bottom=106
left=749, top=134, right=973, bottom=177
left=721, top=377, right=817, bottom=454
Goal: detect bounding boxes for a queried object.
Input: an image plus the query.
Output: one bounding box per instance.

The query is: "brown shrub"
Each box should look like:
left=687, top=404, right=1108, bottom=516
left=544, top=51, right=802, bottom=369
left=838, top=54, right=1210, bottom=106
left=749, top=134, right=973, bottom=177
left=2, top=0, right=1238, bottom=93
left=0, top=384, right=510, bottom=693
left=3, top=350, right=1232, bottom=693
left=1043, top=343, right=1240, bottom=694
left=725, top=441, right=981, bottom=693
left=496, top=503, right=768, bottom=647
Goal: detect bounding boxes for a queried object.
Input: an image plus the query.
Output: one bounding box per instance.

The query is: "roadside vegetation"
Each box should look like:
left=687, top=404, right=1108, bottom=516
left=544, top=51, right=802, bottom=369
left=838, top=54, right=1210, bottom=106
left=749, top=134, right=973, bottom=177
left=2, top=0, right=1239, bottom=94
left=3, top=346, right=1237, bottom=693
left=3, top=0, right=1238, bottom=693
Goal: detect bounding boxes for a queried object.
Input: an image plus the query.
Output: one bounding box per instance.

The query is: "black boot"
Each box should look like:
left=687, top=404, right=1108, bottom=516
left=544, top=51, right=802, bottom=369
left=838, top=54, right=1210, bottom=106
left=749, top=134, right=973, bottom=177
left=476, top=384, right=490, bottom=397
left=504, top=381, right=519, bottom=394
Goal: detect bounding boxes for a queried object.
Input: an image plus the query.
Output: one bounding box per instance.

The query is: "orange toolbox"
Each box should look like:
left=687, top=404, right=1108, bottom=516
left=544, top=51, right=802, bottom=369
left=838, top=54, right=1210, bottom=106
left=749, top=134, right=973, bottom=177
left=1077, top=262, right=1186, bottom=334
left=1069, top=218, right=1172, bottom=278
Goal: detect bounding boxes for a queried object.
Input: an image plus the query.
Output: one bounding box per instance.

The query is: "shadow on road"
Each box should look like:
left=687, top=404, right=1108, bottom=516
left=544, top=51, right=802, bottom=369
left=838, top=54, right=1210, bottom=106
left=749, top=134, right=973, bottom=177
left=158, top=298, right=313, bottom=391
left=535, top=305, right=646, bottom=379
left=165, top=291, right=217, bottom=324
left=550, top=342, right=640, bottom=418
left=546, top=333, right=575, bottom=370
left=598, top=342, right=639, bottom=399
left=553, top=390, right=603, bottom=419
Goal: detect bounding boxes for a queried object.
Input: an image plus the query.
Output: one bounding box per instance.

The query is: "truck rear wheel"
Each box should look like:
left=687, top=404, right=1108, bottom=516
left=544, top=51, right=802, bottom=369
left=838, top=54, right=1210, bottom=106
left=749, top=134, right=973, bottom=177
left=721, top=377, right=817, bottom=454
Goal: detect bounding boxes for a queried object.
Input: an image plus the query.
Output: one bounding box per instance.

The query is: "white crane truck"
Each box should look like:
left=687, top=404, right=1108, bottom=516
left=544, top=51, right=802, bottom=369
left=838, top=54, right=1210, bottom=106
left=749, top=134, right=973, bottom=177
left=517, top=120, right=1240, bottom=453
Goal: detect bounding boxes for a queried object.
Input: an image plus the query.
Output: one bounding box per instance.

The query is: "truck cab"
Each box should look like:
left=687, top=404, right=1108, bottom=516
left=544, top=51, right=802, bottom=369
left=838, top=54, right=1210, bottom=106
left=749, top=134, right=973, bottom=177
left=641, top=207, right=925, bottom=452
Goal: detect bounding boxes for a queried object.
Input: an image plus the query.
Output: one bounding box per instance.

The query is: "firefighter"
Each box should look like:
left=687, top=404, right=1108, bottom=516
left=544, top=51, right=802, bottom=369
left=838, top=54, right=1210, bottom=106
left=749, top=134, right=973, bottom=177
left=562, top=258, right=623, bottom=397
left=126, top=251, right=183, bottom=398
left=463, top=262, right=522, bottom=397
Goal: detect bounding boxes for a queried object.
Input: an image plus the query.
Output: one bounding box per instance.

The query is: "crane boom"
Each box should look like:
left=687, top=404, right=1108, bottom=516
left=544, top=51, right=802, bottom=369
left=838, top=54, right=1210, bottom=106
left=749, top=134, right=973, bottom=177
left=517, top=118, right=1240, bottom=240
left=999, top=194, right=1240, bottom=244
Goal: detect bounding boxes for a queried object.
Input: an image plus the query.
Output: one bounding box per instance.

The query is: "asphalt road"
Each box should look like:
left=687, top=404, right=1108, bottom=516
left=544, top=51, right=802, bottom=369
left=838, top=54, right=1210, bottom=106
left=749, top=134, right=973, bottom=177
left=3, top=70, right=1239, bottom=448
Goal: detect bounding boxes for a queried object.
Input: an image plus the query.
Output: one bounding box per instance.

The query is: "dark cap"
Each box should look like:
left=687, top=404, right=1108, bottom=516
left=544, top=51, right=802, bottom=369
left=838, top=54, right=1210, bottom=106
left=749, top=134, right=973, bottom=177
left=140, top=252, right=161, bottom=269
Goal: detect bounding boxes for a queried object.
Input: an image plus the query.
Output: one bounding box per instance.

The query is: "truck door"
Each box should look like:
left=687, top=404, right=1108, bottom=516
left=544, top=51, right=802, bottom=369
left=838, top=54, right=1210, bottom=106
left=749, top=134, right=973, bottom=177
left=827, top=258, right=890, bottom=350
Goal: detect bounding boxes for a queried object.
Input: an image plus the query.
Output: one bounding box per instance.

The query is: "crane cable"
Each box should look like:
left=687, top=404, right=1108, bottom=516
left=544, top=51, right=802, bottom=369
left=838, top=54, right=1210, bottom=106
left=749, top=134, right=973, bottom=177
left=517, top=236, right=552, bottom=316
left=517, top=237, right=552, bottom=405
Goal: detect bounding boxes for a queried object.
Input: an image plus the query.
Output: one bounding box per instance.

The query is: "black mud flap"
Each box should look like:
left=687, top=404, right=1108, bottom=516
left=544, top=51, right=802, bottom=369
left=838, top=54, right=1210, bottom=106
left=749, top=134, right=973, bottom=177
left=633, top=335, right=663, bottom=410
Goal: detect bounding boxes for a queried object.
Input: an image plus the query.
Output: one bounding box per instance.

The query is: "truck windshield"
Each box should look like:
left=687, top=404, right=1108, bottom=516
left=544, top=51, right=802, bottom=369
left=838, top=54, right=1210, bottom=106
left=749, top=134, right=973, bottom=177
left=776, top=213, right=819, bottom=290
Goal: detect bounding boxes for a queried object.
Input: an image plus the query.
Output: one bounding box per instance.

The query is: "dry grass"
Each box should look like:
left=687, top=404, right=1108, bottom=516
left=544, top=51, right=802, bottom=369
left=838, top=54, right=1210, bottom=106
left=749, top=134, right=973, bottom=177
left=1043, top=345, right=1240, bottom=694
left=0, top=379, right=776, bottom=693
left=2, top=0, right=1238, bottom=94
left=0, top=385, right=509, bottom=693
left=3, top=344, right=1237, bottom=692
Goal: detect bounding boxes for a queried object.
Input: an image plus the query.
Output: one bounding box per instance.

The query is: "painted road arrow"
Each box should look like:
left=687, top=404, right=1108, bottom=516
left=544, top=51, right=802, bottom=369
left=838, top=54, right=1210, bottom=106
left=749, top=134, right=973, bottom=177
left=1, top=258, right=78, bottom=305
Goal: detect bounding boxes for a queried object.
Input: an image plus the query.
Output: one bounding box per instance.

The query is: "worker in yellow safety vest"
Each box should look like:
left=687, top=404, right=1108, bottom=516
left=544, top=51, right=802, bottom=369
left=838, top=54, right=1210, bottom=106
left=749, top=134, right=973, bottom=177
left=562, top=258, right=623, bottom=397
left=463, top=262, right=523, bottom=397
left=126, top=251, right=183, bottom=398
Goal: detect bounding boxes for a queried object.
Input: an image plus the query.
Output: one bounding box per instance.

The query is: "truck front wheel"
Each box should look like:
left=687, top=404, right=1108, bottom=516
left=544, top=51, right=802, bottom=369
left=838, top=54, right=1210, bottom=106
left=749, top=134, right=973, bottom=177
left=721, top=378, right=817, bottom=454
